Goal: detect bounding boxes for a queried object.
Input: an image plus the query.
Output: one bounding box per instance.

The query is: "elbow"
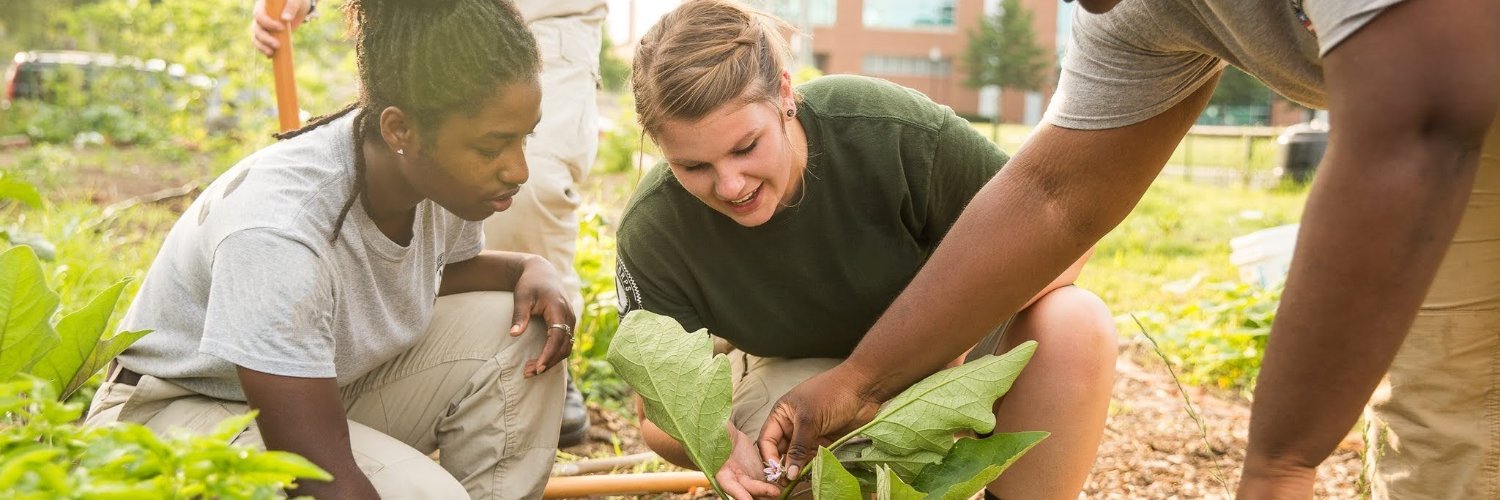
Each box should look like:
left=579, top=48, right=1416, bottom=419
left=1393, top=89, right=1495, bottom=177
left=1415, top=95, right=1496, bottom=176
left=1334, top=96, right=1496, bottom=191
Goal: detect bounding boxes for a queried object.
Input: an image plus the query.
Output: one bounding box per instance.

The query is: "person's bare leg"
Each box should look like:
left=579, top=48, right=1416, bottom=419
left=986, top=285, right=1117, bottom=499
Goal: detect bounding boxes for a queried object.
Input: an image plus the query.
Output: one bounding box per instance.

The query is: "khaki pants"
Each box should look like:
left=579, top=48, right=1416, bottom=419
left=483, top=8, right=603, bottom=311
left=727, top=352, right=844, bottom=439
left=1366, top=117, right=1500, bottom=499
left=85, top=292, right=566, bottom=500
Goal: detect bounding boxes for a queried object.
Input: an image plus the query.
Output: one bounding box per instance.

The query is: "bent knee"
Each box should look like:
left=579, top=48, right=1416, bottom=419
left=1017, top=286, right=1117, bottom=373
left=368, top=454, right=468, bottom=499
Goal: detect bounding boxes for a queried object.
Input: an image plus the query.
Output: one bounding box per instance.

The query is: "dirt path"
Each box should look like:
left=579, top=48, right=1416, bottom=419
left=1086, top=346, right=1362, bottom=498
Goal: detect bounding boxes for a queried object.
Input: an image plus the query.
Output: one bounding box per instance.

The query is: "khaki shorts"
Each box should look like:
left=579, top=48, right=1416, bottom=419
left=85, top=292, right=565, bottom=500
left=1364, top=116, right=1500, bottom=499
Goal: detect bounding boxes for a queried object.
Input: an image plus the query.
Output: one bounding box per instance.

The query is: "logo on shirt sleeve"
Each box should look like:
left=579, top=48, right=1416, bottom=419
left=616, top=259, right=643, bottom=314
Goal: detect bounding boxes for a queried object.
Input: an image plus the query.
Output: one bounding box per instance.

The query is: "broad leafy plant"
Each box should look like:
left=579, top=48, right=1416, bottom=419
left=0, top=376, right=330, bottom=498
left=0, top=245, right=150, bottom=401
left=607, top=310, right=1047, bottom=499
left=0, top=244, right=331, bottom=497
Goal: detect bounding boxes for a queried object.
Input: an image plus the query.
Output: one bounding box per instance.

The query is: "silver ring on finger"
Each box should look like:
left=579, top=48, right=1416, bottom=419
left=548, top=323, right=573, bottom=335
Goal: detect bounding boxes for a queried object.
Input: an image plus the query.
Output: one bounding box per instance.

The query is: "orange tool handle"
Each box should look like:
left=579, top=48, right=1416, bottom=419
left=542, top=472, right=711, bottom=498
left=265, top=0, right=300, bottom=132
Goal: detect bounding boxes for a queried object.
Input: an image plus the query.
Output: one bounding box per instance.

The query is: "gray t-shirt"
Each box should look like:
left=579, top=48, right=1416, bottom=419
left=117, top=112, right=484, bottom=401
left=1045, top=0, right=1405, bottom=130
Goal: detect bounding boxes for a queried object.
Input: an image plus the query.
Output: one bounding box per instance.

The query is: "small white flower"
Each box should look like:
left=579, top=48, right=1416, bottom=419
left=763, top=458, right=785, bottom=482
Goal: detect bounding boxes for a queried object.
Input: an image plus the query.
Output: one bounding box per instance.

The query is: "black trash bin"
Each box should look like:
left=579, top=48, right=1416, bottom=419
left=1277, top=122, right=1328, bottom=183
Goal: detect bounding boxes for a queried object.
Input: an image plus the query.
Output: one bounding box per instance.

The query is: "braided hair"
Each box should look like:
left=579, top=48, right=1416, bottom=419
left=277, top=0, right=540, bottom=242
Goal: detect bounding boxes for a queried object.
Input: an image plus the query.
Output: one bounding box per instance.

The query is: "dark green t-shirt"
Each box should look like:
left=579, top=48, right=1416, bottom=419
left=616, top=75, right=1010, bottom=359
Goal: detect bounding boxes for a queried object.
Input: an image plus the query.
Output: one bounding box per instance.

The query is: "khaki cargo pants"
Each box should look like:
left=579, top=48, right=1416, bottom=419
left=1365, top=117, right=1500, bottom=499
left=84, top=292, right=566, bottom=500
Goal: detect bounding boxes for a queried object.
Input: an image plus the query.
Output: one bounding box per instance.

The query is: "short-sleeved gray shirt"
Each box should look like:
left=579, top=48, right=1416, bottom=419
left=116, top=112, right=484, bottom=401
left=1045, top=0, right=1405, bottom=130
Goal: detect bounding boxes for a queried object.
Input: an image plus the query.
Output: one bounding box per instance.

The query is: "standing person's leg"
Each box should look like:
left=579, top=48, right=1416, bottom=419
left=339, top=291, right=566, bottom=500
left=486, top=8, right=605, bottom=448
left=1365, top=117, right=1500, bottom=499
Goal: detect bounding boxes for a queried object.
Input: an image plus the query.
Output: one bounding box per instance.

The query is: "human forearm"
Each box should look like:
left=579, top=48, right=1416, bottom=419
left=840, top=77, right=1216, bottom=402
left=237, top=368, right=378, bottom=499
left=439, top=250, right=546, bottom=296
left=842, top=163, right=1120, bottom=400
left=1245, top=137, right=1486, bottom=470
left=1241, top=0, right=1499, bottom=484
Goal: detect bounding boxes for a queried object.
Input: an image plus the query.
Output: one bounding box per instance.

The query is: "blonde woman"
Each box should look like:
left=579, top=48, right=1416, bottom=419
left=614, top=1, right=1118, bottom=498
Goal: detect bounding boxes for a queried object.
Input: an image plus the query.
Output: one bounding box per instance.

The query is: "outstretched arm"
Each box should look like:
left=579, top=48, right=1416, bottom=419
left=1239, top=0, right=1500, bottom=496
left=758, top=73, right=1219, bottom=474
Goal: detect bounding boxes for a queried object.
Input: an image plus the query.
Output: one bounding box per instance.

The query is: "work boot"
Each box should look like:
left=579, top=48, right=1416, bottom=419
left=559, top=369, right=590, bottom=447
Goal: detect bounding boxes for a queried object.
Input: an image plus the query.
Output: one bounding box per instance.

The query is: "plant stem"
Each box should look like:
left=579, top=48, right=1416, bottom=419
left=1132, top=314, right=1233, bottom=496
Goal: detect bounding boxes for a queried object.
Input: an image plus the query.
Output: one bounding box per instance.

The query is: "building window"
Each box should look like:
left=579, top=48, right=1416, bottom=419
left=861, top=54, right=951, bottom=77
left=766, top=0, right=837, bottom=27
left=863, top=0, right=956, bottom=30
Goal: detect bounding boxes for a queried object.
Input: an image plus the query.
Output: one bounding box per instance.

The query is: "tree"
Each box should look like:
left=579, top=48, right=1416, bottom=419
left=1204, top=66, right=1277, bottom=125
left=1210, top=67, right=1273, bottom=107
left=962, top=0, right=1049, bottom=143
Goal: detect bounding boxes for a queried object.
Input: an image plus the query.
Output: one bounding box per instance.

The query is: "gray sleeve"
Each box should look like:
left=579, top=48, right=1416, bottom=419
left=199, top=229, right=336, bottom=378
left=1043, top=7, right=1225, bottom=130
left=1303, top=0, right=1405, bottom=56
left=448, top=219, right=484, bottom=264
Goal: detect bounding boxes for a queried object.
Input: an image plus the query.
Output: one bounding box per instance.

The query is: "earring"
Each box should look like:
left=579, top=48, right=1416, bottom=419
left=396, top=148, right=404, bottom=155
left=785, top=108, right=796, bottom=118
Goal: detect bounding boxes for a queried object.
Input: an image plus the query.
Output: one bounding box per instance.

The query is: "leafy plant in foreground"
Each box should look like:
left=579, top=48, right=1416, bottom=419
left=0, top=376, right=330, bottom=498
left=0, top=244, right=151, bottom=401
left=606, top=310, right=1047, bottom=499
left=0, top=245, right=331, bottom=497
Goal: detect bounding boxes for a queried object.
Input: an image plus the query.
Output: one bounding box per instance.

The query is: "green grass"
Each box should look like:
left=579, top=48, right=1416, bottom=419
left=3, top=200, right=180, bottom=340
left=1079, top=179, right=1307, bottom=391
left=1079, top=179, right=1306, bottom=315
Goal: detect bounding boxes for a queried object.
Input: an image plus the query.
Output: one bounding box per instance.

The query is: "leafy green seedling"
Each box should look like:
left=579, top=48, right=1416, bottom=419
left=607, top=310, right=1047, bottom=499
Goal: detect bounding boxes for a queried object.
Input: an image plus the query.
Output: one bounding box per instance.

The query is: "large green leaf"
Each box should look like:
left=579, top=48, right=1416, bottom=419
left=605, top=311, right=732, bottom=495
left=859, top=341, right=1036, bottom=457
left=0, top=176, right=43, bottom=208
left=30, top=279, right=149, bottom=400
left=0, top=246, right=61, bottom=382
left=811, top=447, right=861, bottom=500
left=876, top=464, right=926, bottom=500
left=912, top=432, right=1049, bottom=500
left=843, top=444, right=942, bottom=481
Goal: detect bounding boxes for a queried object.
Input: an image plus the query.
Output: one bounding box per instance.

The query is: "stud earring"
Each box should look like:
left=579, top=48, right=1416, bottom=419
left=785, top=108, right=796, bottom=118
left=396, top=148, right=404, bottom=155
